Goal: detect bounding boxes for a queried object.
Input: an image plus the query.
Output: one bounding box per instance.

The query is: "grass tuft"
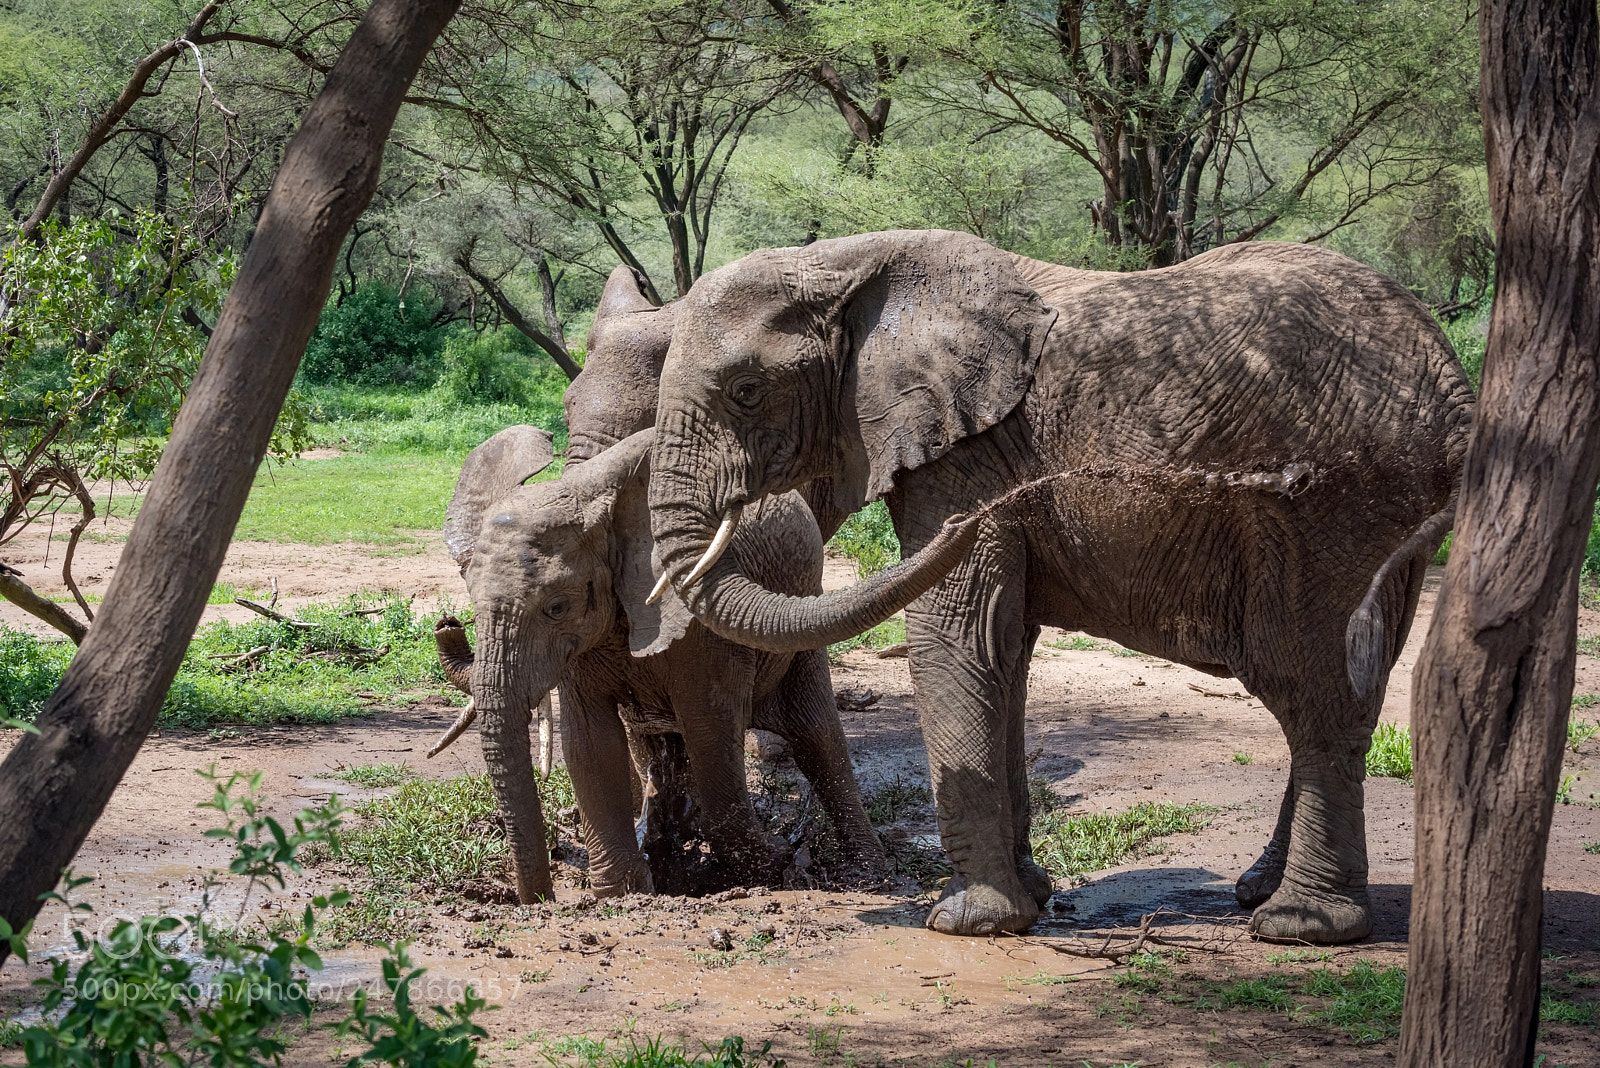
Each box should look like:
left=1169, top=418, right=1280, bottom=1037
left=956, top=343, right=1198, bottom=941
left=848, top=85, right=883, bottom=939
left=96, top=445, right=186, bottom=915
left=1365, top=722, right=1413, bottom=779
left=863, top=775, right=932, bottom=825
left=1569, top=717, right=1598, bottom=753
left=1300, top=960, right=1407, bottom=1042
left=1030, top=801, right=1211, bottom=881
left=332, top=763, right=417, bottom=788
left=827, top=616, right=905, bottom=660
left=1232, top=752, right=1253, bottom=766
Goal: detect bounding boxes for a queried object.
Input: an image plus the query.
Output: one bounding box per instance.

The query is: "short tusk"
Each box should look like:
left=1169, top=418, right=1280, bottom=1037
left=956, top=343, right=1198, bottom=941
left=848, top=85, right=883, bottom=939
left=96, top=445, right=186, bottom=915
left=645, top=571, right=673, bottom=606
left=683, top=505, right=743, bottom=586
left=427, top=697, right=476, bottom=758
left=537, top=692, right=554, bottom=780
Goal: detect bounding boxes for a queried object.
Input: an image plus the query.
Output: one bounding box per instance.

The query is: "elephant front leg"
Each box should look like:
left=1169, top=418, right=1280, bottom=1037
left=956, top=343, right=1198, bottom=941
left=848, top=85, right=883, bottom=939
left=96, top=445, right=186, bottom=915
left=1237, top=773, right=1295, bottom=907
left=559, top=683, right=651, bottom=897
left=1007, top=624, right=1053, bottom=909
left=756, top=648, right=887, bottom=883
left=908, top=557, right=1038, bottom=937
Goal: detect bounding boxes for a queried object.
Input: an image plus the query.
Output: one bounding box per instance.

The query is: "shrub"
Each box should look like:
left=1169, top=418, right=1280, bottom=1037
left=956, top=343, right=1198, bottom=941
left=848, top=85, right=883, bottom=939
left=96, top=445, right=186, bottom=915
left=301, top=281, right=446, bottom=387
left=437, top=329, right=539, bottom=405
left=1365, top=722, right=1413, bottom=779
left=829, top=501, right=899, bottom=578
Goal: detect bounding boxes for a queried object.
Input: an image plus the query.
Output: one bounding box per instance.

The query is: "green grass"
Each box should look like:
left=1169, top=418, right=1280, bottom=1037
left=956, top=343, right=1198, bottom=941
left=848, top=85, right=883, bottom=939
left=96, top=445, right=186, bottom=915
left=1030, top=801, right=1212, bottom=881
left=1540, top=992, right=1599, bottom=1025
left=1232, top=751, right=1253, bottom=765
left=1366, top=722, right=1413, bottom=779
left=0, top=593, right=455, bottom=729
left=1299, top=960, right=1407, bottom=1042
left=829, top=500, right=899, bottom=578
left=1584, top=841, right=1600, bottom=855
left=1569, top=717, right=1598, bottom=752
left=1212, top=976, right=1296, bottom=1013
left=332, top=762, right=417, bottom=788
left=862, top=775, right=932, bottom=824
left=540, top=1034, right=784, bottom=1067
left=827, top=615, right=906, bottom=659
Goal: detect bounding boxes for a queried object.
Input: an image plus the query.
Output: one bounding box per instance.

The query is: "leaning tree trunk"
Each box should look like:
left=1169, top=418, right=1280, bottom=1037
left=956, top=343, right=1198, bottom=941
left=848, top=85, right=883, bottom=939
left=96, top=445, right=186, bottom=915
left=0, top=0, right=462, bottom=956
left=1398, top=0, right=1600, bottom=1062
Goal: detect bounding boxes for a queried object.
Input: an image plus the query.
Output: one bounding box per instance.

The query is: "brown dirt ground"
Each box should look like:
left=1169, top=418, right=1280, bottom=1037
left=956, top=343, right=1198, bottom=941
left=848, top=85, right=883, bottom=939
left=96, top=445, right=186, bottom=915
left=1, top=521, right=1598, bottom=1067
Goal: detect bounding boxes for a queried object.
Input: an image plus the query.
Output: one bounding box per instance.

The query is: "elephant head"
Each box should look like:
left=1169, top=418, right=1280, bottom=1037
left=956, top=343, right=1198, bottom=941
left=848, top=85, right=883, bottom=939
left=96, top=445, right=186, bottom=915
left=647, top=229, right=1056, bottom=651
left=564, top=265, right=677, bottom=465
left=440, top=426, right=690, bottom=902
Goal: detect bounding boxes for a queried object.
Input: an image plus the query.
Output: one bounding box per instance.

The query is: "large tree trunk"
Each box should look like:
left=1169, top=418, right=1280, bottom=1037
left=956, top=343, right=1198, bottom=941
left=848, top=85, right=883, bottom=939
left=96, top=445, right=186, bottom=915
left=1398, top=0, right=1600, bottom=1062
left=0, top=0, right=461, bottom=954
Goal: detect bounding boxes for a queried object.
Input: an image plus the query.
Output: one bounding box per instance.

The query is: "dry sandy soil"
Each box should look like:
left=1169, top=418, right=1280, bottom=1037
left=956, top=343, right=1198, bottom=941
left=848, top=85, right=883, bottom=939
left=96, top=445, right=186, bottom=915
left=2, top=519, right=1598, bottom=1067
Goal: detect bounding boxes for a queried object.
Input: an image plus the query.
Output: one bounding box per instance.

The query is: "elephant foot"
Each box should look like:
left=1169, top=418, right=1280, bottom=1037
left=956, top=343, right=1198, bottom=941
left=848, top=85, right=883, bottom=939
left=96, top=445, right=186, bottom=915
left=1248, top=883, right=1372, bottom=944
left=592, top=859, right=653, bottom=899
left=1016, top=857, right=1054, bottom=908
left=1235, top=838, right=1288, bottom=908
left=926, top=876, right=1039, bottom=937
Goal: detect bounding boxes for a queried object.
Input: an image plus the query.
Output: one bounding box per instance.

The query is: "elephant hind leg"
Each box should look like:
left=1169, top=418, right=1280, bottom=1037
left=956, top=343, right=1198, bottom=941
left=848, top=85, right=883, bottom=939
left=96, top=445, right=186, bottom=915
left=1236, top=775, right=1294, bottom=908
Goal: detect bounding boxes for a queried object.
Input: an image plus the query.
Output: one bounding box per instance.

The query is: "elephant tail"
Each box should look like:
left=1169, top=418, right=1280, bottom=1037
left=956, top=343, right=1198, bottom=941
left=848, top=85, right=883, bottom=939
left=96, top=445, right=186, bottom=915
left=1345, top=496, right=1457, bottom=699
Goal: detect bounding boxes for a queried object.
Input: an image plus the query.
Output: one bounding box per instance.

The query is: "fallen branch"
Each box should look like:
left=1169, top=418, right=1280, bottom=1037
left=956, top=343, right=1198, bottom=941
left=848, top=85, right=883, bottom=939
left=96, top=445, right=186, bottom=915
left=207, top=644, right=270, bottom=670
left=999, top=907, right=1248, bottom=963
left=235, top=597, right=318, bottom=629
left=0, top=565, right=88, bottom=645
left=1187, top=683, right=1249, bottom=700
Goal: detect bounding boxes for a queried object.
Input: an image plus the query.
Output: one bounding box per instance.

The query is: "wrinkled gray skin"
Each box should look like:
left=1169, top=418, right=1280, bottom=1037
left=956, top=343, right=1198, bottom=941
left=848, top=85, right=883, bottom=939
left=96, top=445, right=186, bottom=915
left=646, top=230, right=1475, bottom=942
left=446, top=426, right=884, bottom=901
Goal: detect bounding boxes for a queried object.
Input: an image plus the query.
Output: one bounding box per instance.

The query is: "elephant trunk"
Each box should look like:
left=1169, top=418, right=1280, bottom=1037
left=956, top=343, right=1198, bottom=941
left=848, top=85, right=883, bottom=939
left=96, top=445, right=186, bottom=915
left=663, top=506, right=983, bottom=654
left=434, top=615, right=476, bottom=694
left=472, top=610, right=555, bottom=903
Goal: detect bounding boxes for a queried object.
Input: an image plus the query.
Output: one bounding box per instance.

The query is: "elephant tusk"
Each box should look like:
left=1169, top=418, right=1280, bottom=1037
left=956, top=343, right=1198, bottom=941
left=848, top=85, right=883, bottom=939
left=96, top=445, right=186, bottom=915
left=537, top=692, right=554, bottom=779
left=644, top=504, right=744, bottom=604
left=682, top=504, right=743, bottom=587
left=427, top=697, right=476, bottom=758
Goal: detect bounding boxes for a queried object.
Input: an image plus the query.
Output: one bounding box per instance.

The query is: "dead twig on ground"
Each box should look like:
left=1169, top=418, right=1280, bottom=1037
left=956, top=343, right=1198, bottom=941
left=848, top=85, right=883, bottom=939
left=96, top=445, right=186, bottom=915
left=207, top=645, right=270, bottom=671
left=235, top=597, right=318, bottom=629
left=1187, top=683, right=1250, bottom=700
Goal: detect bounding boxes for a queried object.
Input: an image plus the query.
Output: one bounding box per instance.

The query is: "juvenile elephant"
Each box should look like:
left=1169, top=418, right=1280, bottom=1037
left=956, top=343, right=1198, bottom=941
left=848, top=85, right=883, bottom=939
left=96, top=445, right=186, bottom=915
left=644, top=231, right=1475, bottom=943
left=439, top=424, right=884, bottom=902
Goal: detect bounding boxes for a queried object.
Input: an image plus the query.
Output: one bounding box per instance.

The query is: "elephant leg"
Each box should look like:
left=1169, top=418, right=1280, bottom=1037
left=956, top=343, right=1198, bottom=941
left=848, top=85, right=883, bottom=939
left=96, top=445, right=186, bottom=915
left=1008, top=624, right=1052, bottom=908
left=1237, top=772, right=1296, bottom=908
left=638, top=732, right=700, bottom=896
left=909, top=540, right=1038, bottom=937
left=558, top=684, right=650, bottom=897
left=669, top=647, right=785, bottom=888
left=755, top=648, right=888, bottom=882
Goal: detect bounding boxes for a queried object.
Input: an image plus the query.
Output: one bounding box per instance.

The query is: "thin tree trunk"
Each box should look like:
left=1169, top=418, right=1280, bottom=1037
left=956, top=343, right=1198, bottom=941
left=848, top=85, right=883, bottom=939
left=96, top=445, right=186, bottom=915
left=1398, top=0, right=1600, bottom=1062
left=0, top=0, right=462, bottom=955
left=455, top=254, right=581, bottom=381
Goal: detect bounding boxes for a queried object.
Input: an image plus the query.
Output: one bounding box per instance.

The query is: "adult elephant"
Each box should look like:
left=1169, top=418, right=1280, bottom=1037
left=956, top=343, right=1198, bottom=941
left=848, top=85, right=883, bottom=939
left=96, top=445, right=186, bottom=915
left=645, top=230, right=1475, bottom=943
left=440, top=425, right=883, bottom=902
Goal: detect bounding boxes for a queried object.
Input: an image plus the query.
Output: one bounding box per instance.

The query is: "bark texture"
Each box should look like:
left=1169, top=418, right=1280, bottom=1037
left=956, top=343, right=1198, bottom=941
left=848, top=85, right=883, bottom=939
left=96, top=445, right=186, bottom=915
left=1399, top=0, right=1600, bottom=1061
left=0, top=0, right=461, bottom=950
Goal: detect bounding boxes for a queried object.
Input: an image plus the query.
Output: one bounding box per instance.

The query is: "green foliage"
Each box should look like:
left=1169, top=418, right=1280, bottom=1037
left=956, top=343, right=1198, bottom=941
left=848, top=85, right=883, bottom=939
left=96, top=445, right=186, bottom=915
left=0, top=627, right=73, bottom=722
left=301, top=281, right=447, bottom=388
left=1212, top=976, right=1296, bottom=1013
left=335, top=763, right=419, bottom=788
left=1439, top=308, right=1487, bottom=392
left=826, top=616, right=905, bottom=660
left=542, top=1034, right=784, bottom=1068
left=236, top=453, right=467, bottom=545
left=1570, top=717, right=1598, bottom=753
left=828, top=501, right=900, bottom=578
left=1030, top=802, right=1211, bottom=881
left=12, top=773, right=487, bottom=1066
left=1539, top=992, right=1598, bottom=1026
left=862, top=775, right=931, bottom=825
left=438, top=329, right=545, bottom=406
left=0, top=593, right=452, bottom=729
left=302, top=382, right=569, bottom=458
left=1232, top=752, right=1253, bottom=766
left=1365, top=722, right=1414, bottom=779
left=1299, top=960, right=1407, bottom=1042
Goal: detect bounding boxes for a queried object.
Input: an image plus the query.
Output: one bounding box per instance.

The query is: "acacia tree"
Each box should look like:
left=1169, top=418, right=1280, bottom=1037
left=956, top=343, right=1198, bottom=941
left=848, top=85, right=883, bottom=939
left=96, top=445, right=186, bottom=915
left=931, top=0, right=1480, bottom=264
left=0, top=0, right=462, bottom=954
left=1398, top=0, right=1600, bottom=1061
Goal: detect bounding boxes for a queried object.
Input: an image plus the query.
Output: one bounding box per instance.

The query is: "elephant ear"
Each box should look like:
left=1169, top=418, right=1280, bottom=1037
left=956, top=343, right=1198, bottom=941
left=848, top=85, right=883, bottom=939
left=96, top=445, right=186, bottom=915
left=809, top=230, right=1057, bottom=500
left=575, top=429, right=694, bottom=656
left=444, top=426, right=555, bottom=574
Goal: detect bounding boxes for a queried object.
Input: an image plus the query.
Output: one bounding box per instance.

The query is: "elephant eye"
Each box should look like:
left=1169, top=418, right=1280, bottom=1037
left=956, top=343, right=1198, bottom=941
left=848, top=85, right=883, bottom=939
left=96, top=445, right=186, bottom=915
left=728, top=376, right=764, bottom=408
left=543, top=597, right=571, bottom=622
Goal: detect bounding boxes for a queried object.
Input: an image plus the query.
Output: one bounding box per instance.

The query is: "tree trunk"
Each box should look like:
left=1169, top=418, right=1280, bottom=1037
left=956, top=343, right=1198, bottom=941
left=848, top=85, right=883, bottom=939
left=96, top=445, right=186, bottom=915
left=0, top=0, right=462, bottom=956
left=1398, top=0, right=1600, bottom=1062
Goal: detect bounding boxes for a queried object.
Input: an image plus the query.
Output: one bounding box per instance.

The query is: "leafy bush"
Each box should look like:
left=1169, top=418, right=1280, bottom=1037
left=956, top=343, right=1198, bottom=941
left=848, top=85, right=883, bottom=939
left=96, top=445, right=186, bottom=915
left=1365, top=722, right=1413, bottom=779
left=301, top=281, right=447, bottom=387
left=829, top=501, right=899, bottom=578
left=0, top=629, right=73, bottom=722
left=438, top=329, right=543, bottom=406
left=301, top=381, right=569, bottom=456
